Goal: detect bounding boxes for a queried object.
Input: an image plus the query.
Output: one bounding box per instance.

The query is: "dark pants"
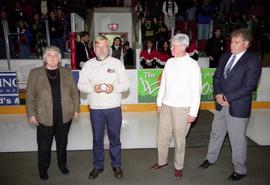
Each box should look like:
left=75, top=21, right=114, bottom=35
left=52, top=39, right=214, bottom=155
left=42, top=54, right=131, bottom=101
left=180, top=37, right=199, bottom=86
left=37, top=110, right=71, bottom=176
left=90, top=107, right=122, bottom=170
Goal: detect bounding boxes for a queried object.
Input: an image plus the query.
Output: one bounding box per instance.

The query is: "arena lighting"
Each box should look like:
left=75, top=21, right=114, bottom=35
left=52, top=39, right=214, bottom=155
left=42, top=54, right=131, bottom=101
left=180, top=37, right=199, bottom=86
left=107, top=23, right=119, bottom=31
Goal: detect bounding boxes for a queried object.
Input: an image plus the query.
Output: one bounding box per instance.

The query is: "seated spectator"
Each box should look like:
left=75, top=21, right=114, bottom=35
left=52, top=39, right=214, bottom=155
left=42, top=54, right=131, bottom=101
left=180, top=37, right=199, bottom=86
left=205, top=27, right=226, bottom=68
left=156, top=40, right=171, bottom=68
left=140, top=40, right=158, bottom=68
left=123, top=41, right=134, bottom=69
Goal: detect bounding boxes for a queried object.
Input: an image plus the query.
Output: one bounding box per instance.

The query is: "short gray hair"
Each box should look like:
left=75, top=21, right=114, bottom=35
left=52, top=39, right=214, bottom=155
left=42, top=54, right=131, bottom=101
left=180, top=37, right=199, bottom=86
left=43, top=46, right=62, bottom=63
left=171, top=33, right=190, bottom=48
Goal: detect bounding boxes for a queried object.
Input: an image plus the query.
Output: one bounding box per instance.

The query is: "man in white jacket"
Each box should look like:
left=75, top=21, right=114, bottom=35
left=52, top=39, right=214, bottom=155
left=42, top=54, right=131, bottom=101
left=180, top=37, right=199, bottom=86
left=78, top=36, right=130, bottom=179
left=150, top=33, right=202, bottom=178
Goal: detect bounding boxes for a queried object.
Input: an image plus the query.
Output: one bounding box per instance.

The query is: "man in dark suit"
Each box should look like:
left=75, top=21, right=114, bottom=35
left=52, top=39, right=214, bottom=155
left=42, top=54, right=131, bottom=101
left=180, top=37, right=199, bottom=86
left=76, top=31, right=90, bottom=69
left=199, top=29, right=262, bottom=181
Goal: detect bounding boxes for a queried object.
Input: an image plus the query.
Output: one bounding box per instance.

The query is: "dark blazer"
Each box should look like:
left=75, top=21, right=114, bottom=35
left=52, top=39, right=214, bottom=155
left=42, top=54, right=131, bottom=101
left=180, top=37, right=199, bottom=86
left=76, top=42, right=90, bottom=69
left=213, top=51, right=262, bottom=118
left=111, top=45, right=122, bottom=60
left=26, top=66, right=80, bottom=126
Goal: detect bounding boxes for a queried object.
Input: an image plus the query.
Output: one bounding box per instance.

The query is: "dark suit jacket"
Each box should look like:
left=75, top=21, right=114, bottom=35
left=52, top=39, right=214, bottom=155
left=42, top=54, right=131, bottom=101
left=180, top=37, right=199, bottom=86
left=214, top=51, right=262, bottom=118
left=26, top=66, right=80, bottom=126
left=76, top=42, right=90, bottom=69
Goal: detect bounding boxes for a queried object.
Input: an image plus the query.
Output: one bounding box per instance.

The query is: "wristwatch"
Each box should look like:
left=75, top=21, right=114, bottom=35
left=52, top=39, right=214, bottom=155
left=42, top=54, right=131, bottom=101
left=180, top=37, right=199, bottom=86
left=100, top=83, right=107, bottom=91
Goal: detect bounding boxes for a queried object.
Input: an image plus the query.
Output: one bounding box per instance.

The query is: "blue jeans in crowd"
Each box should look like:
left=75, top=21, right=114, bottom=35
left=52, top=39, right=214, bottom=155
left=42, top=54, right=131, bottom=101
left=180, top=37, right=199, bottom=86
left=197, top=23, right=210, bottom=40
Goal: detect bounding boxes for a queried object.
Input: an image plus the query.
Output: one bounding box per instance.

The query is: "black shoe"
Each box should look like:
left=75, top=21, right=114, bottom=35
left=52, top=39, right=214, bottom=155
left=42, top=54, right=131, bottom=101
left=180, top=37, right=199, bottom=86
left=199, top=160, right=213, bottom=169
left=39, top=172, right=49, bottom=180
left=88, top=168, right=103, bottom=179
left=113, top=167, right=123, bottom=179
left=228, top=172, right=246, bottom=181
left=59, top=167, right=70, bottom=174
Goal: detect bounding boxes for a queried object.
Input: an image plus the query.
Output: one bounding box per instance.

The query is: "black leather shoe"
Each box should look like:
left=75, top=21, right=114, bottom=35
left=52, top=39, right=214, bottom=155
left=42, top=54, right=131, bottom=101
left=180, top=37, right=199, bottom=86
left=199, top=160, right=213, bottom=169
left=88, top=168, right=103, bottom=179
left=113, top=167, right=123, bottom=179
left=59, top=167, right=70, bottom=174
left=228, top=172, right=246, bottom=181
left=39, top=172, right=49, bottom=180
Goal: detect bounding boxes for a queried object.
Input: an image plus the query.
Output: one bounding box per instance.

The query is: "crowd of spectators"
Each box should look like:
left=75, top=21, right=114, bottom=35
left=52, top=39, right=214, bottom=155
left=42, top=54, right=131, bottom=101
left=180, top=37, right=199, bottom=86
left=137, top=0, right=270, bottom=67
left=0, top=0, right=270, bottom=68
left=0, top=0, right=72, bottom=59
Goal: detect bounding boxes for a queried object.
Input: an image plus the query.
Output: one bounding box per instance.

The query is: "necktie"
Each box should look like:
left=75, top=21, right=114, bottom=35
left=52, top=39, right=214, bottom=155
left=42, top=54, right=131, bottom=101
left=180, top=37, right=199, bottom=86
left=224, top=55, right=236, bottom=79
left=84, top=44, right=89, bottom=59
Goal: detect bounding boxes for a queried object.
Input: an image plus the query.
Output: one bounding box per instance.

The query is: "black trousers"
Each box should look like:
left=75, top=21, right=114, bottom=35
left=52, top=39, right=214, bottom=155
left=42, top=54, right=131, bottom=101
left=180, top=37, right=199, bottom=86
left=37, top=110, right=71, bottom=175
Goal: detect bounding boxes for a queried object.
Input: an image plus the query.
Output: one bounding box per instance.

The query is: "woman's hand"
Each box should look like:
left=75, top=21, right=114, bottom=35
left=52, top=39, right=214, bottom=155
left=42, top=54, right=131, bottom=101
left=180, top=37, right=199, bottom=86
left=74, top=112, right=79, bottom=119
left=29, top=116, right=39, bottom=126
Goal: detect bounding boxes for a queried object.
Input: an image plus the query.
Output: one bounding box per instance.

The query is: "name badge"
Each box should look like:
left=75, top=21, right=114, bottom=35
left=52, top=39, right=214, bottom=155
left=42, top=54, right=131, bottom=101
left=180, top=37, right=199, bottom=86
left=107, top=68, right=115, bottom=73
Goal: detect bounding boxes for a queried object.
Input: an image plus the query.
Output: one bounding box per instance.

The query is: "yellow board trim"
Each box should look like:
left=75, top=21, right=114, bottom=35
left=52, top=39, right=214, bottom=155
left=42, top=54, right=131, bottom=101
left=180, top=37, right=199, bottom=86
left=1, top=102, right=270, bottom=114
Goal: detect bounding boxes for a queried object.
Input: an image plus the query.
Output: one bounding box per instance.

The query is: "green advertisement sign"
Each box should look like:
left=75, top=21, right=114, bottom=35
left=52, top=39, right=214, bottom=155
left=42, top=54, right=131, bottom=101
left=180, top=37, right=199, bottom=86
left=201, top=68, right=216, bottom=101
left=138, top=69, right=163, bottom=103
left=137, top=68, right=257, bottom=103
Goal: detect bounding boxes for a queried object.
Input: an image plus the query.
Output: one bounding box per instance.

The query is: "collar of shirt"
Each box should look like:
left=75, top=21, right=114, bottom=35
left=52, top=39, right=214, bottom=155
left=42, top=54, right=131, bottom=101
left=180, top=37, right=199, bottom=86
left=174, top=53, right=189, bottom=60
left=226, top=50, right=246, bottom=69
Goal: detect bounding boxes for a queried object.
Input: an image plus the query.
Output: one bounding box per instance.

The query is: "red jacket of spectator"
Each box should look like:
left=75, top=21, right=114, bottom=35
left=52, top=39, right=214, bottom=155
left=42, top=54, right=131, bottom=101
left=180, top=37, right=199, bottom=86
left=140, top=49, right=158, bottom=62
left=187, top=41, right=199, bottom=60
left=187, top=41, right=198, bottom=56
left=157, top=51, right=171, bottom=67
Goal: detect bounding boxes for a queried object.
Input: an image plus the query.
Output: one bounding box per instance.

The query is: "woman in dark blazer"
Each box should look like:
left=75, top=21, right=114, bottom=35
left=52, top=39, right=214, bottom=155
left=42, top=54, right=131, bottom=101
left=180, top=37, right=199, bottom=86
left=26, top=46, right=80, bottom=180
